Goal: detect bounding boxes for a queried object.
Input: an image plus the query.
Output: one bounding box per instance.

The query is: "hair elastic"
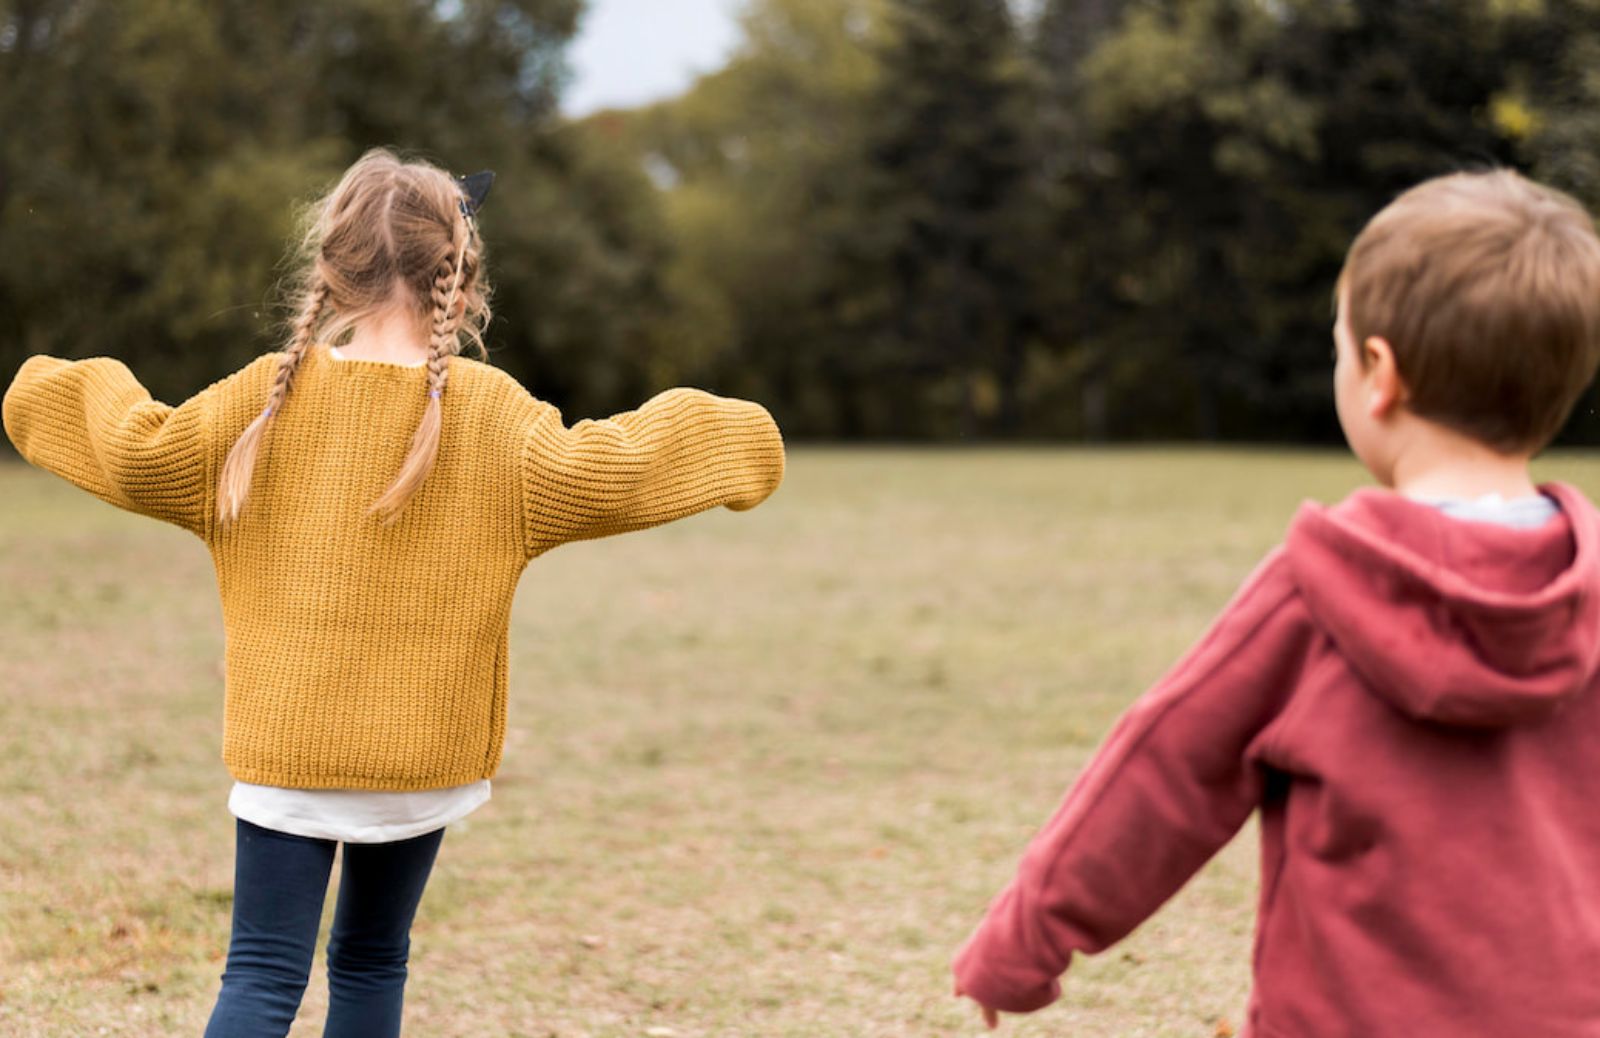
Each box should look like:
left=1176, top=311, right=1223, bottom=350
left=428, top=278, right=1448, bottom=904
left=429, top=388, right=442, bottom=400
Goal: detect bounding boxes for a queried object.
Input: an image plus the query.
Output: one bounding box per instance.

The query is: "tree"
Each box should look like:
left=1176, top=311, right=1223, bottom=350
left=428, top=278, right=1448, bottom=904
left=839, top=0, right=1039, bottom=438
left=0, top=0, right=686, bottom=423
left=16, top=0, right=1600, bottom=444
left=1055, top=0, right=1336, bottom=440
left=1029, top=0, right=1131, bottom=439
left=1032, top=0, right=1600, bottom=443
left=578, top=0, right=889, bottom=436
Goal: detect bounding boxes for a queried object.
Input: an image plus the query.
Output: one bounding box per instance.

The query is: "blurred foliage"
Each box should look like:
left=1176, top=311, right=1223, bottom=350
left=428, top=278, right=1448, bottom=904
left=594, top=0, right=1600, bottom=443
left=5, top=0, right=1600, bottom=440
left=585, top=0, right=893, bottom=432
left=0, top=0, right=682, bottom=417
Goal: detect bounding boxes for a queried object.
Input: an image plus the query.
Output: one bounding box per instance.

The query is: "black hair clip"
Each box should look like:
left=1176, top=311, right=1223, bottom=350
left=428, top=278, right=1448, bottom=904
left=455, top=171, right=495, bottom=219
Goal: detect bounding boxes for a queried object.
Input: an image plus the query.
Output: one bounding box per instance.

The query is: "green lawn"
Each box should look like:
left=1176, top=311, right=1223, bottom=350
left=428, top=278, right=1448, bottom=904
left=4, top=449, right=1598, bottom=1037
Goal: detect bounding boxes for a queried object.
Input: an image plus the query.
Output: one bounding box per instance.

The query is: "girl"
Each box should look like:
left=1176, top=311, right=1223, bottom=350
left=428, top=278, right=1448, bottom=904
left=1, top=148, right=786, bottom=1037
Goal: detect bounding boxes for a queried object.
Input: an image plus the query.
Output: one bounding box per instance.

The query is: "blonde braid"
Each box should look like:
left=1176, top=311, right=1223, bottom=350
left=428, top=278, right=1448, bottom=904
left=367, top=215, right=470, bottom=523
left=216, top=280, right=329, bottom=527
left=427, top=216, right=471, bottom=400
left=265, top=281, right=329, bottom=416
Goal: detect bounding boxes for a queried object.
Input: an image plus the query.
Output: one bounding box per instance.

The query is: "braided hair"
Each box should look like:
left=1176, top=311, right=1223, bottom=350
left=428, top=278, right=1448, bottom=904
left=216, top=149, right=492, bottom=527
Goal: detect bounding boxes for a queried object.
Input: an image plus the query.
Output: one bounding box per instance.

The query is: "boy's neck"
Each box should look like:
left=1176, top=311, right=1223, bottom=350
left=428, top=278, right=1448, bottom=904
left=1385, top=419, right=1538, bottom=501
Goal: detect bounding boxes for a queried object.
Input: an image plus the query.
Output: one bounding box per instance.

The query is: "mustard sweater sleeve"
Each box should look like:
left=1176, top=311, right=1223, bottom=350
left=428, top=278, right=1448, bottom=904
left=520, top=386, right=785, bottom=557
left=2, top=355, right=212, bottom=538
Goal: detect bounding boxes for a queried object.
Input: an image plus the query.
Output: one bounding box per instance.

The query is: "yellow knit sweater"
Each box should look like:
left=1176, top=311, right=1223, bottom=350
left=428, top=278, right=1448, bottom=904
left=2, top=345, right=785, bottom=790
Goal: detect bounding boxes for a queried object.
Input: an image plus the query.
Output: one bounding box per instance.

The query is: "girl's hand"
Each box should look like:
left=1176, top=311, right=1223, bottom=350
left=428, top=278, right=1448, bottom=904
left=953, top=980, right=1001, bottom=1030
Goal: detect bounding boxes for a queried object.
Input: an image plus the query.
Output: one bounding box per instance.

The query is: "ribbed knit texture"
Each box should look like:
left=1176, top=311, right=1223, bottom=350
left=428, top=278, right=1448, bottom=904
left=3, top=345, right=786, bottom=790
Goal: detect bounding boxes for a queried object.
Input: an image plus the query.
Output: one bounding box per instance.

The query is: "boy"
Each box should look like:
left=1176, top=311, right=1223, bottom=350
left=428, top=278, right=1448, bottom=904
left=952, top=169, right=1600, bottom=1036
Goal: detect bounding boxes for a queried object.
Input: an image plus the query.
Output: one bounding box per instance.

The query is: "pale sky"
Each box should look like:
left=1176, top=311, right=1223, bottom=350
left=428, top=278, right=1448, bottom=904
left=564, top=0, right=746, bottom=116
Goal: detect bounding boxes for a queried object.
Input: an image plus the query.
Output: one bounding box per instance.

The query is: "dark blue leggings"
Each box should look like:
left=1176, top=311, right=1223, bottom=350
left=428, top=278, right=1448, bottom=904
left=203, top=819, right=445, bottom=1038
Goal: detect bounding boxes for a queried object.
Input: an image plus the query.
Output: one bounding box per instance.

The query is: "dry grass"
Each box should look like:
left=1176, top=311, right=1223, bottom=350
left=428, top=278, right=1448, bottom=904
left=3, top=448, right=1597, bottom=1037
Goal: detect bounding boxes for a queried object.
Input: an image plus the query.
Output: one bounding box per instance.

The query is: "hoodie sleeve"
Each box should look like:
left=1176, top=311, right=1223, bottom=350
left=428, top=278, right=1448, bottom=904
left=3, top=355, right=214, bottom=539
left=519, top=387, right=785, bottom=558
left=952, top=548, right=1316, bottom=1014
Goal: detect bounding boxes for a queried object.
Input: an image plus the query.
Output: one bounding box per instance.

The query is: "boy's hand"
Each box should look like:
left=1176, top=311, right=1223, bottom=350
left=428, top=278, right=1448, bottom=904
left=954, top=980, right=1001, bottom=1029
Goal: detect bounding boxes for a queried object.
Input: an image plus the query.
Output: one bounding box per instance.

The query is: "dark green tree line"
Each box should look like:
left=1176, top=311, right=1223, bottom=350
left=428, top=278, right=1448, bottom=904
left=0, top=0, right=683, bottom=418
left=6, top=0, right=1600, bottom=443
left=606, top=0, right=1600, bottom=443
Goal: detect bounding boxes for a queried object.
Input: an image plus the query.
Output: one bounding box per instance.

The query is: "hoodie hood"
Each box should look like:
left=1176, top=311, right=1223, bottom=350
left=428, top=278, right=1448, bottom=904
left=1285, top=482, right=1600, bottom=728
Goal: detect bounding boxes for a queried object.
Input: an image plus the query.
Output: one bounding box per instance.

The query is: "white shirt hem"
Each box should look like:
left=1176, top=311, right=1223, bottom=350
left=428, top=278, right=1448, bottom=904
left=228, top=780, right=491, bottom=843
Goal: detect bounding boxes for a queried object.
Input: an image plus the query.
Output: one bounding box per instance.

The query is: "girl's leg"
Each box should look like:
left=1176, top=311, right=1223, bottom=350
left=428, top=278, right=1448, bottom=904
left=322, top=827, right=445, bottom=1038
left=205, top=819, right=337, bottom=1038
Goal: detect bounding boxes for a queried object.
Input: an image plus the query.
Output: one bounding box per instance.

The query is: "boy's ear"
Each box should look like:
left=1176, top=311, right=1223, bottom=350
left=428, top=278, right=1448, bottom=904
left=1362, top=335, right=1408, bottom=417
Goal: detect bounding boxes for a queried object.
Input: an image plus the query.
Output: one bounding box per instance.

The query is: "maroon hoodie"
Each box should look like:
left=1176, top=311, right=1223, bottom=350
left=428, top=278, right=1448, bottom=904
left=953, top=482, right=1600, bottom=1037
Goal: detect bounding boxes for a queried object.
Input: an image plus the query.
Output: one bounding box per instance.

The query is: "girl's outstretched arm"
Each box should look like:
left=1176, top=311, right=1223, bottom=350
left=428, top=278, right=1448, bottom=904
left=519, top=387, right=785, bottom=558
left=3, top=355, right=214, bottom=538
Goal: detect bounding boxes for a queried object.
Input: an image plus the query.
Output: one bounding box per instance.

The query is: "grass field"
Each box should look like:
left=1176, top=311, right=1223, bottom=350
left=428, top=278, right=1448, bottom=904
left=4, top=448, right=1599, bottom=1037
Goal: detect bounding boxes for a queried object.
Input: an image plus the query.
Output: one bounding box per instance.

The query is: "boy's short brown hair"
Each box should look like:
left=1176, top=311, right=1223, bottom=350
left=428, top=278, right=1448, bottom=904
left=1339, top=169, right=1600, bottom=452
